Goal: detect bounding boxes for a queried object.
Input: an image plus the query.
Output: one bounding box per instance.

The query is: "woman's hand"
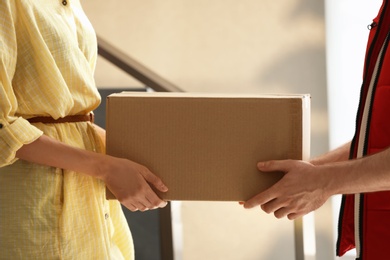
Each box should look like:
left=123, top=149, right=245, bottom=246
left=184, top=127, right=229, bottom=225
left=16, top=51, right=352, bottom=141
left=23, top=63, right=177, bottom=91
left=99, top=156, right=169, bottom=212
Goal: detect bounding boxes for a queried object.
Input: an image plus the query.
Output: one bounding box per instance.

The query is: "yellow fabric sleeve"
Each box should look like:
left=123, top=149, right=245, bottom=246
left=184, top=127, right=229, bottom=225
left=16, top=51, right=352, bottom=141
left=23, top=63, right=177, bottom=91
left=0, top=1, right=43, bottom=167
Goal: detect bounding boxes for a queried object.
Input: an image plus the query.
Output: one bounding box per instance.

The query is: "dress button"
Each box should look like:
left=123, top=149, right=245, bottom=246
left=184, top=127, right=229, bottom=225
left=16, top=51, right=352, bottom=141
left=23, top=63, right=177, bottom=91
left=62, top=0, right=67, bottom=5
left=105, top=213, right=109, bottom=220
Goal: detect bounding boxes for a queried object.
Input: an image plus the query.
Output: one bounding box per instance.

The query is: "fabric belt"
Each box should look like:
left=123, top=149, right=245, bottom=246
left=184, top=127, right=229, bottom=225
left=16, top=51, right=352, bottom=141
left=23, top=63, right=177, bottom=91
left=27, top=113, right=94, bottom=124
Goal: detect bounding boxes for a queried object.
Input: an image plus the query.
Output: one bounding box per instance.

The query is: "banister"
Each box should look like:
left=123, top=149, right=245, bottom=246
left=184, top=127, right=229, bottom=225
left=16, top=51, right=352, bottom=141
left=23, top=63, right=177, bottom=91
left=97, top=35, right=183, bottom=93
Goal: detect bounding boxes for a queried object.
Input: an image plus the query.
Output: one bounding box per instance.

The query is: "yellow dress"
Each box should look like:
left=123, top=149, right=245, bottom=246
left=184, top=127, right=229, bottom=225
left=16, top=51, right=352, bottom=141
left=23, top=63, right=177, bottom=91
left=0, top=0, right=134, bottom=259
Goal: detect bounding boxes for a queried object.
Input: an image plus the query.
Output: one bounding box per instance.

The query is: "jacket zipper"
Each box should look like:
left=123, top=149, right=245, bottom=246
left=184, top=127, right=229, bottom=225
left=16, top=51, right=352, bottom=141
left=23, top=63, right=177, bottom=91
left=367, top=21, right=377, bottom=30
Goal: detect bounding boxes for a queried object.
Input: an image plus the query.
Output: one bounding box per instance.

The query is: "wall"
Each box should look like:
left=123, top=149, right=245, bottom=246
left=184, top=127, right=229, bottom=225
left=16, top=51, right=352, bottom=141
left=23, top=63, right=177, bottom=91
left=82, top=0, right=328, bottom=259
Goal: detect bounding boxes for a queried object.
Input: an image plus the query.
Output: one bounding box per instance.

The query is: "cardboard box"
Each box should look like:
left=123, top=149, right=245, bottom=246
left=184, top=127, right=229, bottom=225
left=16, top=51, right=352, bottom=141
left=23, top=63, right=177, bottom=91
left=106, top=92, right=310, bottom=201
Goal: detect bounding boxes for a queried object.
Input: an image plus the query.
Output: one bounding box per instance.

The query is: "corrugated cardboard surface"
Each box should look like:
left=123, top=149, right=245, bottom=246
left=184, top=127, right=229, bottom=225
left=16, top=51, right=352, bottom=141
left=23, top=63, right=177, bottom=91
left=106, top=92, right=310, bottom=201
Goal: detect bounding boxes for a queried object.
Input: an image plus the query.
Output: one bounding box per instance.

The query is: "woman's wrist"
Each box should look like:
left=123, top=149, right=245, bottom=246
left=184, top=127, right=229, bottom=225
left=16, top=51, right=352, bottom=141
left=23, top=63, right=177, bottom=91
left=82, top=151, right=114, bottom=181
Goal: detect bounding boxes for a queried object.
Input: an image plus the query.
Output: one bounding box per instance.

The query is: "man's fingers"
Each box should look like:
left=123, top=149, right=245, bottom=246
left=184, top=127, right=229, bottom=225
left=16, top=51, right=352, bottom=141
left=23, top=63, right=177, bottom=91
left=243, top=189, right=275, bottom=209
left=245, top=159, right=314, bottom=220
left=257, top=160, right=294, bottom=173
left=273, top=207, right=290, bottom=219
left=244, top=160, right=290, bottom=210
left=260, top=198, right=289, bottom=214
left=287, top=213, right=300, bottom=220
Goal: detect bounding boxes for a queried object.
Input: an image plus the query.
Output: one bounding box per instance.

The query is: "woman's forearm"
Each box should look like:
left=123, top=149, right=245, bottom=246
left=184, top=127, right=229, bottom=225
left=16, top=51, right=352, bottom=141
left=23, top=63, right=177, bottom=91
left=15, top=134, right=168, bottom=211
left=15, top=134, right=106, bottom=179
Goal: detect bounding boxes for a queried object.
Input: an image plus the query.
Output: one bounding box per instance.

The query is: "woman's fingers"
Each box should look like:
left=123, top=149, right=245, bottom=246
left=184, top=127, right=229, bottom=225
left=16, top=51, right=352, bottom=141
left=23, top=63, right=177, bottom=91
left=140, top=168, right=169, bottom=193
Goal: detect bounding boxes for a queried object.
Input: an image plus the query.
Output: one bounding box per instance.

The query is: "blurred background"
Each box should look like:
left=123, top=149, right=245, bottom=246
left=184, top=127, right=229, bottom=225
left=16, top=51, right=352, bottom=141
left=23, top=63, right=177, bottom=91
left=82, top=0, right=382, bottom=259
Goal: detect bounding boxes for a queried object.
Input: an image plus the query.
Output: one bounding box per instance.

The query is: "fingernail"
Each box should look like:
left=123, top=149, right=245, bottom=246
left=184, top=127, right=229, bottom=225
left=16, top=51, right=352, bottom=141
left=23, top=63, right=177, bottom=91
left=257, top=162, right=265, bottom=168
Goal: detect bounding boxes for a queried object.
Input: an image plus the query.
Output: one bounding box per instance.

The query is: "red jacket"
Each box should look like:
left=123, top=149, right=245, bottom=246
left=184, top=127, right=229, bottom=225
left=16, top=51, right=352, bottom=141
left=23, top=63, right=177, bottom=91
left=337, top=0, right=390, bottom=259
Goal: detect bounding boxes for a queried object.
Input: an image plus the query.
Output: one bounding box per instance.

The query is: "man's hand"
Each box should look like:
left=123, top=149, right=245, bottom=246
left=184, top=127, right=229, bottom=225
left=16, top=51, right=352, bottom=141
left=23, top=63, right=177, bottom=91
left=243, top=160, right=331, bottom=220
